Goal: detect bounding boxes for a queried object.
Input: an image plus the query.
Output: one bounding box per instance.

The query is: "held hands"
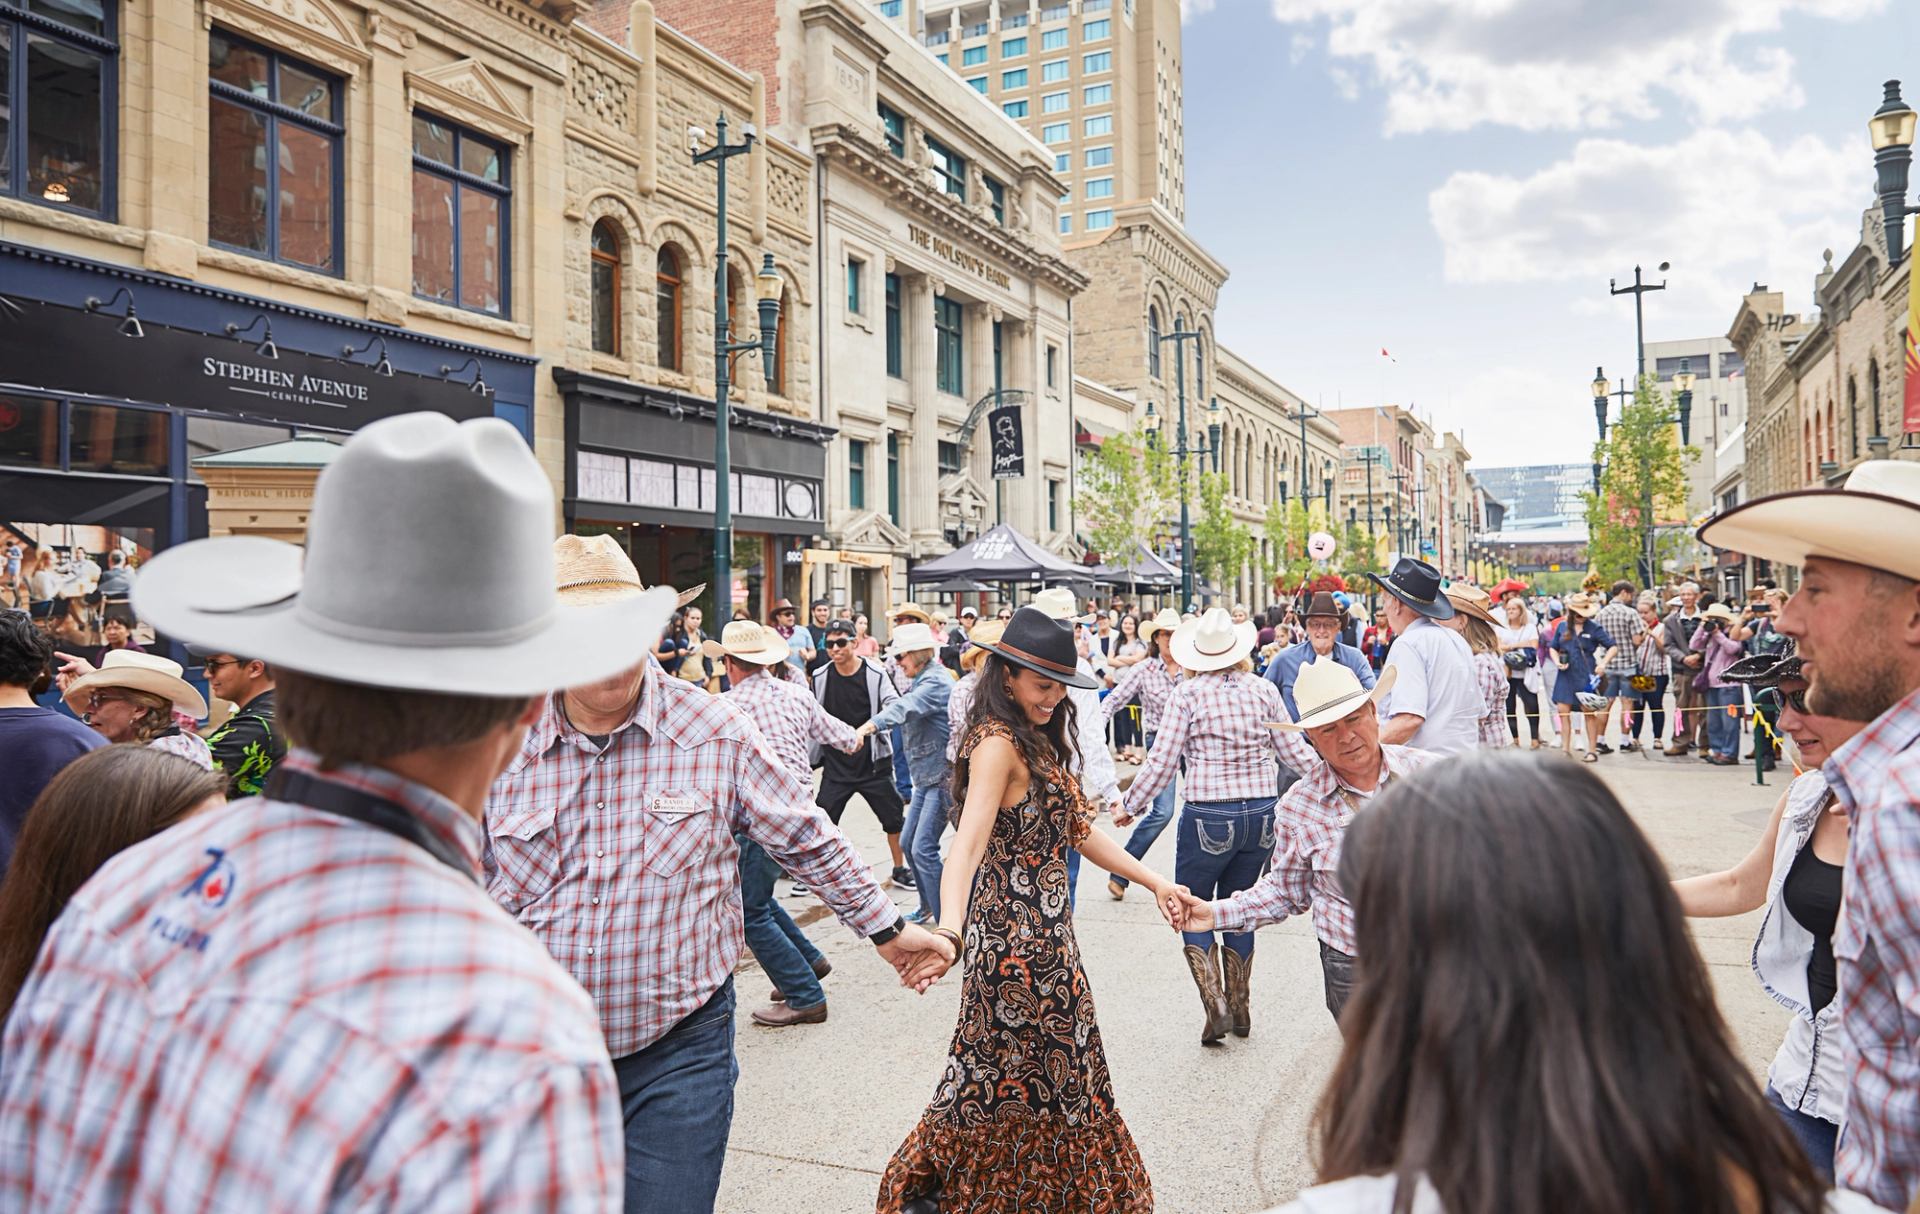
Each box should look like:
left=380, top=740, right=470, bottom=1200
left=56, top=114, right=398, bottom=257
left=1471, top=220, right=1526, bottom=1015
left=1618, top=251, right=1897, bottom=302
left=1153, top=882, right=1212, bottom=933
left=877, top=923, right=957, bottom=994
left=854, top=721, right=877, bottom=741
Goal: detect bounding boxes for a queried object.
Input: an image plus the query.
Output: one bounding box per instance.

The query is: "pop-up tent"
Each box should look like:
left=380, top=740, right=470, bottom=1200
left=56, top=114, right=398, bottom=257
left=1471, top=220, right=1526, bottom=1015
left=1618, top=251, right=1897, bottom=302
left=907, top=524, right=1085, bottom=585
left=1088, top=540, right=1179, bottom=589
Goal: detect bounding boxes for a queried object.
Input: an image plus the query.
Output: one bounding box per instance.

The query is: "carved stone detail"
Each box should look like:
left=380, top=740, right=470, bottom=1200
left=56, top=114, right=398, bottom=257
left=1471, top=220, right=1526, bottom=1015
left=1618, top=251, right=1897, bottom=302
left=408, top=59, right=533, bottom=146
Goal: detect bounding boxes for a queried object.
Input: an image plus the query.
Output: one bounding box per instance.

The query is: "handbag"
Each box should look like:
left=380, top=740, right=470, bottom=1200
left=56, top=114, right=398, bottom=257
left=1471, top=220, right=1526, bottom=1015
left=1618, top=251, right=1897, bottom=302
left=1628, top=635, right=1658, bottom=694
left=1503, top=649, right=1533, bottom=672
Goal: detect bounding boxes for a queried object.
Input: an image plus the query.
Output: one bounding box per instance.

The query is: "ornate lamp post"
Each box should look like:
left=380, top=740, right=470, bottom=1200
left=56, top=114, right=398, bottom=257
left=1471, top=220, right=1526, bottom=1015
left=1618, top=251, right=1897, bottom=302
left=1609, top=261, right=1669, bottom=379
left=1590, top=365, right=1610, bottom=493
left=1207, top=396, right=1224, bottom=475
left=1146, top=328, right=1206, bottom=610
left=1870, top=80, right=1917, bottom=264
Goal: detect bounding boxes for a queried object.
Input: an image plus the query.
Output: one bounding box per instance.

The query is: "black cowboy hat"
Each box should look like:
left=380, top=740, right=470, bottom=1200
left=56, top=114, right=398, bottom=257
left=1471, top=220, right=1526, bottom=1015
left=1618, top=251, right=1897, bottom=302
left=975, top=607, right=1102, bottom=689
left=1723, top=638, right=1804, bottom=687
left=1366, top=557, right=1456, bottom=621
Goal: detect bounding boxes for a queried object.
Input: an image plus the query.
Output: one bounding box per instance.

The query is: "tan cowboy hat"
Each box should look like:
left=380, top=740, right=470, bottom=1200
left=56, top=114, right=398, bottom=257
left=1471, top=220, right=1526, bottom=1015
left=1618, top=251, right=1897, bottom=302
left=1563, top=592, right=1600, bottom=618
left=1443, top=583, right=1499, bottom=626
left=1169, top=607, right=1257, bottom=673
left=64, top=650, right=208, bottom=719
left=700, top=620, right=790, bottom=666
left=555, top=534, right=702, bottom=609
left=1029, top=586, right=1093, bottom=623
left=889, top=601, right=933, bottom=625
left=1698, top=460, right=1920, bottom=582
left=961, top=618, right=1007, bottom=672
left=1138, top=607, right=1181, bottom=642
left=1270, top=656, right=1397, bottom=733
left=1701, top=602, right=1739, bottom=625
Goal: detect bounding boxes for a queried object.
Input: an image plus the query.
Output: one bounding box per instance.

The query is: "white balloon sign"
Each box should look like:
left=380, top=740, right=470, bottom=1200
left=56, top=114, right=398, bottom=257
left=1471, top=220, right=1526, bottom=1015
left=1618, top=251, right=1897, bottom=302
left=1307, top=531, right=1337, bottom=561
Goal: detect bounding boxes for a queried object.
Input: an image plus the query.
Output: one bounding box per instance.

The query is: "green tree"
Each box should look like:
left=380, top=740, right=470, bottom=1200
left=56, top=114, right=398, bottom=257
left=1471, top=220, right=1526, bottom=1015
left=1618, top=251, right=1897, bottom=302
left=1583, top=375, right=1700, bottom=587
left=1078, top=423, right=1178, bottom=573
left=1192, top=471, right=1258, bottom=599
left=1338, top=522, right=1385, bottom=584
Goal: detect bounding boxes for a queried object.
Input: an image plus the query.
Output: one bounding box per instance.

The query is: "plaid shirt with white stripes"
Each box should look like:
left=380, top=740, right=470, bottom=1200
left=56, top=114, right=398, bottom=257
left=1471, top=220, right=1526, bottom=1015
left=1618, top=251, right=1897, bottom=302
left=1103, top=655, right=1182, bottom=736
left=1593, top=600, right=1646, bottom=676
left=725, top=666, right=860, bottom=779
left=1124, top=670, right=1288, bottom=814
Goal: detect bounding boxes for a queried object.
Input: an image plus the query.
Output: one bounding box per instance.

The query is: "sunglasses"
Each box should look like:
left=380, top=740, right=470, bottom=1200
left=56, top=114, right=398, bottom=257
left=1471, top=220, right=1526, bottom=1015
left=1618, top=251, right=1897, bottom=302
left=201, top=657, right=245, bottom=673
left=825, top=638, right=852, bottom=649
left=1756, top=686, right=1810, bottom=715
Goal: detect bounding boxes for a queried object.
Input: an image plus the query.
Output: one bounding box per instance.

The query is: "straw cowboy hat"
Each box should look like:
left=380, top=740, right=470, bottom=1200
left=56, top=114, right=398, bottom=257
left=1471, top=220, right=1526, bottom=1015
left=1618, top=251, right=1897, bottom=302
left=961, top=618, right=1007, bottom=672
left=1698, top=460, right=1920, bottom=582
left=1029, top=586, right=1093, bottom=623
left=63, top=649, right=207, bottom=719
left=889, top=601, right=934, bottom=626
left=554, top=534, right=701, bottom=609
left=1701, top=602, right=1739, bottom=625
left=131, top=413, right=677, bottom=696
left=1138, top=607, right=1181, bottom=643
left=1169, top=607, right=1258, bottom=673
left=1443, top=583, right=1499, bottom=626
left=886, top=621, right=939, bottom=656
left=1270, top=655, right=1398, bottom=733
left=1367, top=558, right=1456, bottom=621
left=1563, top=592, right=1600, bottom=619
left=700, top=620, right=791, bottom=667
left=972, top=607, right=1102, bottom=689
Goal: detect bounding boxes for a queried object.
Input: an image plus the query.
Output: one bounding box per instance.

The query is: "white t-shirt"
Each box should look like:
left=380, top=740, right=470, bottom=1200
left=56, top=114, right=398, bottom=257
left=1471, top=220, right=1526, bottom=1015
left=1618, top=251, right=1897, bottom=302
left=1379, top=617, right=1482, bottom=757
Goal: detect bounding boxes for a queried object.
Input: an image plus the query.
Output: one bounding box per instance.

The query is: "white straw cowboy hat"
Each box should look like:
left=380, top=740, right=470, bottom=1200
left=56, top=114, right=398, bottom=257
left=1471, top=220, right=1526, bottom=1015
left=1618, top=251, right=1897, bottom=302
left=132, top=413, right=677, bottom=696
left=64, top=650, right=207, bottom=719
left=1442, top=583, right=1499, bottom=626
left=700, top=620, right=790, bottom=666
left=886, top=621, right=939, bottom=656
left=554, top=534, right=702, bottom=609
left=1029, top=586, right=1094, bottom=623
left=1138, top=607, right=1181, bottom=642
left=1169, top=607, right=1257, bottom=673
left=1270, top=655, right=1398, bottom=733
left=1698, top=460, right=1920, bottom=582
left=1701, top=602, right=1739, bottom=625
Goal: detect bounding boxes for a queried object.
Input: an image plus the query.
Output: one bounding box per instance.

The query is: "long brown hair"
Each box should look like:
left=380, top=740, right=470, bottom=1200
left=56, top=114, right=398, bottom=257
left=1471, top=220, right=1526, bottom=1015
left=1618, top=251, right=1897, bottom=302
left=951, top=652, right=1080, bottom=819
left=0, top=746, right=224, bottom=1017
left=1319, top=751, right=1825, bottom=1214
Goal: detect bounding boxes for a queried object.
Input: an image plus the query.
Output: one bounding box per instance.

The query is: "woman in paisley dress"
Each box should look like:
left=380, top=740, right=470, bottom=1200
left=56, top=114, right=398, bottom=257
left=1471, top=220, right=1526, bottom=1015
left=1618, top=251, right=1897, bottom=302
left=878, top=608, right=1178, bottom=1214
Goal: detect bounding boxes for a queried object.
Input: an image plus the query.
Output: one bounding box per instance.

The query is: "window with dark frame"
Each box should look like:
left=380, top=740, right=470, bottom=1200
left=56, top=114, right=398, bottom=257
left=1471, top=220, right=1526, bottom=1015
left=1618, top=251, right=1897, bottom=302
left=590, top=219, right=620, bottom=356
left=656, top=244, right=683, bottom=370
left=848, top=438, right=867, bottom=509
left=879, top=101, right=906, bottom=158
left=887, top=432, right=901, bottom=522
left=1048, top=479, right=1060, bottom=531
left=847, top=256, right=863, bottom=315
left=885, top=272, right=902, bottom=378
left=1046, top=343, right=1057, bottom=388
left=1147, top=306, right=1161, bottom=378
left=3, top=0, right=116, bottom=216
left=926, top=136, right=966, bottom=200
left=938, top=439, right=962, bottom=475
left=935, top=295, right=965, bottom=395
left=984, top=176, right=1006, bottom=225
left=412, top=113, right=509, bottom=316
left=208, top=29, right=342, bottom=273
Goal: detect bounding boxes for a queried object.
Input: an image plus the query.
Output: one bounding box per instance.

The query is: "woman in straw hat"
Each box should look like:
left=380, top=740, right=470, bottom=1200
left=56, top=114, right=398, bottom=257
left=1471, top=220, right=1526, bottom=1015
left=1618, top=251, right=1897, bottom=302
left=1548, top=592, right=1616, bottom=763
left=1691, top=601, right=1749, bottom=765
left=1442, top=584, right=1512, bottom=748
left=1102, top=607, right=1184, bottom=901
left=63, top=650, right=213, bottom=770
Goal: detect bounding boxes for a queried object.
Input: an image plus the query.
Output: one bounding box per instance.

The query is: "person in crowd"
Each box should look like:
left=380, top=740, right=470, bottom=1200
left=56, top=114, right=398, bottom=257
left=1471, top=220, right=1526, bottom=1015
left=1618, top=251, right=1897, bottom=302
left=1442, top=584, right=1511, bottom=748
left=58, top=547, right=101, bottom=634
left=996, top=605, right=1013, bottom=622
left=1692, top=602, right=1748, bottom=765
left=1614, top=590, right=1672, bottom=752
left=805, top=598, right=833, bottom=676
left=770, top=598, right=813, bottom=673
left=857, top=622, right=953, bottom=926
left=1663, top=580, right=1710, bottom=755
left=0, top=414, right=674, bottom=1210
left=1168, top=656, right=1437, bottom=1030
left=1123, top=606, right=1289, bottom=1044
left=0, top=746, right=224, bottom=1017
left=61, top=650, right=212, bottom=770
left=1258, top=751, right=1877, bottom=1214
left=188, top=643, right=284, bottom=798
left=487, top=535, right=952, bottom=1213
left=1090, top=609, right=1118, bottom=669
left=1494, top=589, right=1547, bottom=747
left=810, top=616, right=913, bottom=891
left=88, top=610, right=144, bottom=668
left=886, top=602, right=938, bottom=806
left=1107, top=612, right=1149, bottom=762
left=0, top=611, right=103, bottom=874
left=876, top=608, right=1170, bottom=1214
left=1701, top=460, right=1920, bottom=1209
left=2, top=539, right=20, bottom=608
left=946, top=618, right=1005, bottom=765
left=1027, top=588, right=1123, bottom=908
left=1548, top=592, right=1614, bottom=763
left=1593, top=580, right=1648, bottom=752
left=25, top=549, right=59, bottom=621
left=1368, top=558, right=1481, bottom=756
left=654, top=604, right=711, bottom=689
left=1266, top=592, right=1376, bottom=722
left=1743, top=590, right=1792, bottom=768
left=1674, top=643, right=1862, bottom=1178
left=705, top=620, right=863, bottom=1029
left=938, top=606, right=976, bottom=672
left=1104, top=609, right=1185, bottom=901
left=853, top=613, right=880, bottom=658
left=95, top=549, right=135, bottom=601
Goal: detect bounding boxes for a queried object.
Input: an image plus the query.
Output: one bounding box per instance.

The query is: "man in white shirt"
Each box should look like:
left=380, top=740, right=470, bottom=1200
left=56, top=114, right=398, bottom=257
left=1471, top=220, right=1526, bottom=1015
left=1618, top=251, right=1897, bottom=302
left=1367, top=558, right=1481, bottom=756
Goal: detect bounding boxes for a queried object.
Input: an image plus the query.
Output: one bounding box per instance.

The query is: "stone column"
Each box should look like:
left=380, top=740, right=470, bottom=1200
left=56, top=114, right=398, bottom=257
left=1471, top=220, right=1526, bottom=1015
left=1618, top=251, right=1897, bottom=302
left=908, top=274, right=941, bottom=548
left=967, top=301, right=995, bottom=506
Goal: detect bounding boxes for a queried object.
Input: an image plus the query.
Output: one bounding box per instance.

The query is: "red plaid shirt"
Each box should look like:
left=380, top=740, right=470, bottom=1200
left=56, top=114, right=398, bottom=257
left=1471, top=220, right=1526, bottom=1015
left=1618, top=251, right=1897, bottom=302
left=1473, top=652, right=1511, bottom=747
left=725, top=667, right=860, bottom=779
left=1211, top=743, right=1437, bottom=953
left=1124, top=670, right=1288, bottom=814
left=484, top=662, right=898, bottom=1057
left=1103, top=655, right=1182, bottom=735
left=0, top=749, right=622, bottom=1213
left=947, top=671, right=977, bottom=762
left=1827, top=687, right=1920, bottom=1208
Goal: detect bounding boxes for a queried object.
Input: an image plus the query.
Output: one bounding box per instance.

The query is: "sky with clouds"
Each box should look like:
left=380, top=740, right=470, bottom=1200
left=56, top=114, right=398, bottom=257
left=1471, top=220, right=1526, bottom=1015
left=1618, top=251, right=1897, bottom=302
left=1180, top=0, right=1916, bottom=468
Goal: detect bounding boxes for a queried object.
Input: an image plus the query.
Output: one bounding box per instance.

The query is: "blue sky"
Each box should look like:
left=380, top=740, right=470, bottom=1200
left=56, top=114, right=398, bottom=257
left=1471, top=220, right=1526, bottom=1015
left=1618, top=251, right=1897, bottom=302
left=1181, top=0, right=1918, bottom=467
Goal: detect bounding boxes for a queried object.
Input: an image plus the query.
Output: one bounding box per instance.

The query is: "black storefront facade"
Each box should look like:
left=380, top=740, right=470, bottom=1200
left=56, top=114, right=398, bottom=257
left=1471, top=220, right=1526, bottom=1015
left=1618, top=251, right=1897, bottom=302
left=0, top=241, right=536, bottom=566
left=555, top=369, right=832, bottom=621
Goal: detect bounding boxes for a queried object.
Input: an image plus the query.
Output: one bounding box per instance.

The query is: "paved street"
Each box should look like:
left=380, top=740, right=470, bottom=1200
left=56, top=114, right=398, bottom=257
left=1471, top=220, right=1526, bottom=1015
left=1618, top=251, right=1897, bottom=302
left=718, top=728, right=1797, bottom=1213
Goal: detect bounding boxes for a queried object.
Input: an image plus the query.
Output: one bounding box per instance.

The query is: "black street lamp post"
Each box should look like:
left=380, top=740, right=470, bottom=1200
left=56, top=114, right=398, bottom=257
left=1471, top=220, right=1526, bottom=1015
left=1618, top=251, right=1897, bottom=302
left=1207, top=396, right=1224, bottom=476
left=1609, top=262, right=1668, bottom=379
left=1870, top=80, right=1917, bottom=264
left=1591, top=361, right=1693, bottom=587
left=1590, top=366, right=1609, bottom=493
left=1144, top=328, right=1207, bottom=610
left=1283, top=400, right=1322, bottom=518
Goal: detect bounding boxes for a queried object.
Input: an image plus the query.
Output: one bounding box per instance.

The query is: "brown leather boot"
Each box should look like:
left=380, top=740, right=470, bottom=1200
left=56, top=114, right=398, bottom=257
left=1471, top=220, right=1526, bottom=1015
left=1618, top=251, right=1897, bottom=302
left=1221, top=947, right=1252, bottom=1038
left=750, top=1000, right=827, bottom=1027
left=1183, top=943, right=1232, bottom=1044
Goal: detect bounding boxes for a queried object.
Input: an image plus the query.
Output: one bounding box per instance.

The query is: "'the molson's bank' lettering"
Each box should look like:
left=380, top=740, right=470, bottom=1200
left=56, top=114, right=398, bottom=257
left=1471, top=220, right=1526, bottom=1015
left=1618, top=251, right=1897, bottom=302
left=907, top=224, right=1012, bottom=290
left=201, top=358, right=371, bottom=401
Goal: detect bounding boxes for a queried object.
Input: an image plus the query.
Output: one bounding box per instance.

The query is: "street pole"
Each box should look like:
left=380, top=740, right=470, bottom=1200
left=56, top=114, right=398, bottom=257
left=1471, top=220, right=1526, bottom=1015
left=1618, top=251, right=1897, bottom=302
left=1609, top=262, right=1668, bottom=380
left=1286, top=401, right=1321, bottom=518
left=1153, top=329, right=1204, bottom=612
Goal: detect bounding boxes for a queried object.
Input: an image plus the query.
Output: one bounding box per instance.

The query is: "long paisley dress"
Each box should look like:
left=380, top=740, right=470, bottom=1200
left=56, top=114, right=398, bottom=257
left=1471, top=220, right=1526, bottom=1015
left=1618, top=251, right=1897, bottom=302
left=876, top=720, right=1152, bottom=1213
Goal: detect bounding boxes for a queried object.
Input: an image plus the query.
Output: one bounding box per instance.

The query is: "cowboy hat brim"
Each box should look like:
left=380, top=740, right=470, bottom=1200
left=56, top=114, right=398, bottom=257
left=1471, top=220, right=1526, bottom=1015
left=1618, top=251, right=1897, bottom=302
left=1722, top=652, right=1805, bottom=686
left=974, top=640, right=1102, bottom=689
left=889, top=607, right=934, bottom=625
left=1271, top=666, right=1398, bottom=733
left=700, top=634, right=791, bottom=666
left=1168, top=617, right=1259, bottom=673
left=133, top=536, right=678, bottom=697
left=63, top=667, right=208, bottom=719
left=564, top=581, right=705, bottom=610
left=1443, top=592, right=1500, bottom=627
left=1366, top=572, right=1457, bottom=621
left=1698, top=487, right=1920, bottom=582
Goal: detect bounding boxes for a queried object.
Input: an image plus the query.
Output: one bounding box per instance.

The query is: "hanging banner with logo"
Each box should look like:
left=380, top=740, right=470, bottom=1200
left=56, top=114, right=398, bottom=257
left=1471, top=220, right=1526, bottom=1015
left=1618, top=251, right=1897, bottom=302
left=1905, top=234, right=1920, bottom=434
left=988, top=404, right=1025, bottom=480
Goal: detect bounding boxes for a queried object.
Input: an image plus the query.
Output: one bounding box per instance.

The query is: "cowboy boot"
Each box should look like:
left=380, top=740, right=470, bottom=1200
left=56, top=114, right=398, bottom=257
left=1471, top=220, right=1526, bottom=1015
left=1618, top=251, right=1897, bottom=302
left=1221, top=946, right=1252, bottom=1038
left=1183, top=943, right=1232, bottom=1045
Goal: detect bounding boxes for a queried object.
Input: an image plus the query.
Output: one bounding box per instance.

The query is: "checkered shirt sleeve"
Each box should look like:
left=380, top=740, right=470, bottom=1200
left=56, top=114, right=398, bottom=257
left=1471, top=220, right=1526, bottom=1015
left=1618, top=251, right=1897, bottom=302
left=947, top=672, right=977, bottom=762
left=1103, top=659, right=1178, bottom=736
left=1474, top=652, right=1511, bottom=747
left=728, top=670, right=859, bottom=779
left=485, top=667, right=897, bottom=1057
left=1595, top=602, right=1646, bottom=675
left=1827, top=690, right=1920, bottom=1209
left=0, top=750, right=623, bottom=1213
left=1125, top=671, right=1287, bottom=814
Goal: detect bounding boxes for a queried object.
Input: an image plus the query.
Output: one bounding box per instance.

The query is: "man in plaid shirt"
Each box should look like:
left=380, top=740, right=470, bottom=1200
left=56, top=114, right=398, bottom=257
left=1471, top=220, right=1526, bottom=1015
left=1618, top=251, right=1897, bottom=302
left=486, top=537, right=952, bottom=1214
left=1592, top=580, right=1647, bottom=752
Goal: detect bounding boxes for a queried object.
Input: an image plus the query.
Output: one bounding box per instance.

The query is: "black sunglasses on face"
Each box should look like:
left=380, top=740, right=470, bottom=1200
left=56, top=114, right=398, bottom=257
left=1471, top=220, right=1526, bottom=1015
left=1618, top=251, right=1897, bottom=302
left=1756, top=686, right=1810, bottom=714
left=825, top=638, right=852, bottom=648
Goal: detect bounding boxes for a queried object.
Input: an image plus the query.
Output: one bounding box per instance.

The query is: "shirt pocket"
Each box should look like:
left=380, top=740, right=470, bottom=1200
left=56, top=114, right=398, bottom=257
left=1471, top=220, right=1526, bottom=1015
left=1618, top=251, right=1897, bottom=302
left=640, top=790, right=718, bottom=879
left=486, top=804, right=561, bottom=914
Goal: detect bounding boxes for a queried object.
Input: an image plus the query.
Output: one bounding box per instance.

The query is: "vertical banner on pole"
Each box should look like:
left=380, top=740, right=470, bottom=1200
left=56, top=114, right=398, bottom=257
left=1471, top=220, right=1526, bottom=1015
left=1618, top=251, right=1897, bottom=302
left=989, top=404, right=1026, bottom=480
left=1904, top=240, right=1920, bottom=435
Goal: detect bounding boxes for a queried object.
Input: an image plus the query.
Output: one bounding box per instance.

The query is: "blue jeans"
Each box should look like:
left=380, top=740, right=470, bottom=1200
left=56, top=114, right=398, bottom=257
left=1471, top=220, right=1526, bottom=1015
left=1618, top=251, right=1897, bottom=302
left=1175, top=797, right=1277, bottom=957
left=736, top=835, right=824, bottom=1009
left=612, top=979, right=738, bottom=1214
left=903, top=782, right=949, bottom=919
left=1706, top=684, right=1741, bottom=757
left=1112, top=729, right=1179, bottom=893
left=889, top=726, right=912, bottom=800
left=1768, top=1086, right=1837, bottom=1180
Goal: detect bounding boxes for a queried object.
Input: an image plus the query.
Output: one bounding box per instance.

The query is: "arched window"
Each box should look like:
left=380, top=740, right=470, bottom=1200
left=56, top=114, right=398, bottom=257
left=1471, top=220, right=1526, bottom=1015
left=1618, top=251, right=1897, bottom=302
left=655, top=244, right=683, bottom=370
left=1175, top=314, right=1187, bottom=388
left=1147, top=306, right=1161, bottom=378
left=1195, top=334, right=1206, bottom=400
left=1870, top=359, right=1883, bottom=437
left=590, top=219, right=621, bottom=356
left=1848, top=377, right=1859, bottom=457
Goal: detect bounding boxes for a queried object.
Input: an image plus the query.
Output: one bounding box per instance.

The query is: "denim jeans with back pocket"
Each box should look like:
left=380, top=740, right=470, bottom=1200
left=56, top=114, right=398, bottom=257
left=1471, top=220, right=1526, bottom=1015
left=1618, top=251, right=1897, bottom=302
left=1173, top=797, right=1277, bottom=957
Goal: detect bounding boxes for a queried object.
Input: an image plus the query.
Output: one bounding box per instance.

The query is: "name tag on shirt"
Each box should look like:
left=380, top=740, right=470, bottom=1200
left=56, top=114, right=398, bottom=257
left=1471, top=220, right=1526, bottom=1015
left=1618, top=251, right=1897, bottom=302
left=647, top=792, right=709, bottom=822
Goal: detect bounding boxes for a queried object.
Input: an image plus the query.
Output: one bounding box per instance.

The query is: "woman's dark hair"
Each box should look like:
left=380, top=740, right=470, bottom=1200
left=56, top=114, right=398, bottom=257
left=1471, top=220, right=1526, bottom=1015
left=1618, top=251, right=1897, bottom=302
left=0, top=611, right=54, bottom=690
left=1119, top=612, right=1139, bottom=638
left=1318, top=751, right=1825, bottom=1214
left=951, top=652, right=1080, bottom=818
left=0, top=745, right=224, bottom=1017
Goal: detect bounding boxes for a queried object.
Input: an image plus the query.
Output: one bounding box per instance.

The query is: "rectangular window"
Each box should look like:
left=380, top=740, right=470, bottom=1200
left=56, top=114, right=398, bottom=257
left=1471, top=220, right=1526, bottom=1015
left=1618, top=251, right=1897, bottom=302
left=1042, top=90, right=1069, bottom=113
left=938, top=440, right=962, bottom=475
left=926, top=137, right=966, bottom=199
left=962, top=45, right=987, bottom=66
left=1001, top=68, right=1028, bottom=89
left=879, top=102, right=906, bottom=158
left=1085, top=145, right=1112, bottom=167
left=848, top=439, right=867, bottom=510
left=1002, top=99, right=1029, bottom=118
left=1045, top=344, right=1058, bottom=388
left=887, top=433, right=901, bottom=523
left=1048, top=479, right=1060, bottom=531
left=1083, top=113, right=1112, bottom=136
left=1041, top=27, right=1067, bottom=50
left=209, top=30, right=342, bottom=274
left=1086, top=208, right=1113, bottom=230
left=985, top=176, right=1006, bottom=225
left=935, top=296, right=965, bottom=395
left=1042, top=58, right=1069, bottom=82
left=1083, top=83, right=1112, bottom=105
left=1001, top=35, right=1027, bottom=57
left=846, top=256, right=863, bottom=314
left=1059, top=213, right=1071, bottom=234
left=878, top=0, right=902, bottom=14
left=1083, top=18, right=1111, bottom=39
left=1042, top=121, right=1070, bottom=143
left=4, top=3, right=115, bottom=216
left=1082, top=51, right=1112, bottom=73
left=992, top=319, right=1004, bottom=391
left=1085, top=176, right=1112, bottom=199
left=1054, top=152, right=1069, bottom=172
left=966, top=75, right=988, bottom=94
left=935, top=53, right=948, bottom=66
left=884, top=272, right=902, bottom=378
left=410, top=113, right=510, bottom=316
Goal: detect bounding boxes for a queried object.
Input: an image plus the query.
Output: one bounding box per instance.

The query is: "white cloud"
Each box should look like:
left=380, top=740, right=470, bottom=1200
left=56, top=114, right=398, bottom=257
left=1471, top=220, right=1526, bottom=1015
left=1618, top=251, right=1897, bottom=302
left=1288, top=31, right=1314, bottom=64
left=1183, top=0, right=1217, bottom=19
left=1266, top=0, right=1884, bottom=134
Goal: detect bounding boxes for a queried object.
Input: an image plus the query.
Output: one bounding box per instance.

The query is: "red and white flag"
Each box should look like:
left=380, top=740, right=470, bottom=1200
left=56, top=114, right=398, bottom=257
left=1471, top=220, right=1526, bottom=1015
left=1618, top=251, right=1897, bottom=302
left=1380, top=347, right=1397, bottom=363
